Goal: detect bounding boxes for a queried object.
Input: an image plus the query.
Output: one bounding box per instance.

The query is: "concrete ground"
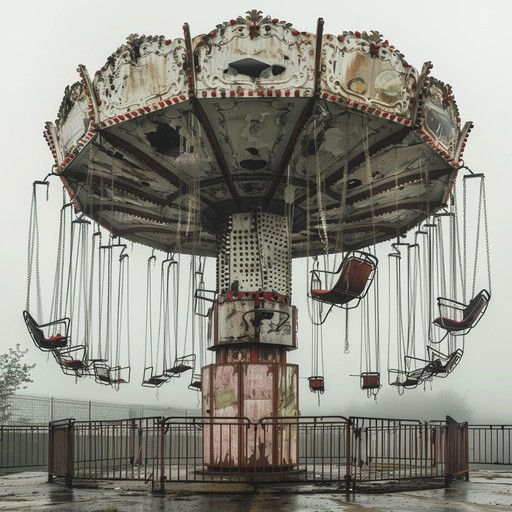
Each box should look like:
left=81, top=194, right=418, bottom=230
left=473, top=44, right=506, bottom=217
left=0, top=470, right=511, bottom=511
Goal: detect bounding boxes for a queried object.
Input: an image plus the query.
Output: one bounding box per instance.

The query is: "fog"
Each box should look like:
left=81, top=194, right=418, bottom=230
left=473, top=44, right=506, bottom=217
left=2, top=0, right=511, bottom=424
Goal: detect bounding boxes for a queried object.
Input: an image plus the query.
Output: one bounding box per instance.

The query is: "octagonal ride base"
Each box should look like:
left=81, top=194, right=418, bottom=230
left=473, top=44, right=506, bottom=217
left=202, top=362, right=298, bottom=470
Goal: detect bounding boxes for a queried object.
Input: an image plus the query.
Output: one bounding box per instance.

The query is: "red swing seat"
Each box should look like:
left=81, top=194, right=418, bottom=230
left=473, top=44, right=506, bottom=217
left=310, top=251, right=378, bottom=308
left=360, top=372, right=380, bottom=390
left=52, top=345, right=89, bottom=377
left=308, top=376, right=325, bottom=394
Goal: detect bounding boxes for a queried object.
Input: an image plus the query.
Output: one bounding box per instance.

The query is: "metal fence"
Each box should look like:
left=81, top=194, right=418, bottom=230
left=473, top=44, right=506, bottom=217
left=3, top=393, right=198, bottom=425
left=0, top=424, right=48, bottom=471
left=468, top=425, right=512, bottom=465
left=46, top=415, right=471, bottom=491
left=8, top=416, right=510, bottom=489
left=349, top=417, right=448, bottom=484
left=48, top=416, right=352, bottom=490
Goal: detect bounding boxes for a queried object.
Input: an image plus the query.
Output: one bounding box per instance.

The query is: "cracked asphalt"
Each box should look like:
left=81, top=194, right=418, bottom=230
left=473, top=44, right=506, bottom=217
left=0, top=470, right=511, bottom=511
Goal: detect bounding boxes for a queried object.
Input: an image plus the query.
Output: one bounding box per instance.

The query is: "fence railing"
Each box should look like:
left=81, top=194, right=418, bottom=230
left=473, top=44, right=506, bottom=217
left=10, top=416, right=508, bottom=488
left=0, top=424, right=48, bottom=471
left=46, top=415, right=472, bottom=491
left=468, top=425, right=512, bottom=465
left=48, top=416, right=352, bottom=490
left=349, top=417, right=448, bottom=484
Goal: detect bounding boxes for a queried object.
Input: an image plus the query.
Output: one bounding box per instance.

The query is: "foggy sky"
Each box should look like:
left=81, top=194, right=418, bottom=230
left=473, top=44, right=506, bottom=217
left=2, top=0, right=511, bottom=423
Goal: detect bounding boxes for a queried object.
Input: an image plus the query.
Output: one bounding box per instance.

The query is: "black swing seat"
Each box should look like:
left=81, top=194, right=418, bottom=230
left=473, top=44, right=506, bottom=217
left=389, top=366, right=432, bottom=389
left=424, top=347, right=463, bottom=378
left=166, top=354, right=196, bottom=376
left=142, top=367, right=169, bottom=388
left=23, top=310, right=69, bottom=351
left=308, top=376, right=325, bottom=394
left=393, top=347, right=464, bottom=388
left=93, top=362, right=130, bottom=386
left=310, top=251, right=378, bottom=308
left=433, top=289, right=490, bottom=334
left=188, top=373, right=202, bottom=391
left=166, top=364, right=193, bottom=375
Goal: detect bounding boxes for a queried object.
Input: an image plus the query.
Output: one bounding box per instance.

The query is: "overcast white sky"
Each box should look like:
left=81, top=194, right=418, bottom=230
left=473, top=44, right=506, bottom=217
left=2, top=0, right=510, bottom=421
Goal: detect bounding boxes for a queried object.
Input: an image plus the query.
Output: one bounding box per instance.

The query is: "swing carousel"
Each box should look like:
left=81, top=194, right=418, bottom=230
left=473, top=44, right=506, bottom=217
left=25, top=11, right=491, bottom=469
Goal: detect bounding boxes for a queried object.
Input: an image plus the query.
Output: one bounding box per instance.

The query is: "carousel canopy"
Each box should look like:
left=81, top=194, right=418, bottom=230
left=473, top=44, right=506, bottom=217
left=44, top=10, right=471, bottom=257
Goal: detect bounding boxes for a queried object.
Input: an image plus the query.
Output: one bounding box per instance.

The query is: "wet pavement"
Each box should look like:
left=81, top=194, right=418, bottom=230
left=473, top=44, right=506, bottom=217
left=0, top=470, right=511, bottom=511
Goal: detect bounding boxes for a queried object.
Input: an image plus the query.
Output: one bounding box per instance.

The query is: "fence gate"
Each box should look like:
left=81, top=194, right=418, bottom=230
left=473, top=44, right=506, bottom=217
left=48, top=419, right=74, bottom=486
left=445, top=415, right=469, bottom=481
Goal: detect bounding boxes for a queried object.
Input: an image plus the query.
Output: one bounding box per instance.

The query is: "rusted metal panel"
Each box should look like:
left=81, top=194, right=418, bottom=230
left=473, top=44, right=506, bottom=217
left=201, top=365, right=212, bottom=416
left=94, top=36, right=189, bottom=122
left=203, top=362, right=299, bottom=468
left=214, top=300, right=295, bottom=348
left=212, top=365, right=240, bottom=417
left=193, top=11, right=316, bottom=97
left=209, top=364, right=240, bottom=467
left=321, top=32, right=418, bottom=118
left=201, top=365, right=212, bottom=466
left=277, top=365, right=299, bottom=466
left=278, top=365, right=299, bottom=417
left=242, top=364, right=274, bottom=466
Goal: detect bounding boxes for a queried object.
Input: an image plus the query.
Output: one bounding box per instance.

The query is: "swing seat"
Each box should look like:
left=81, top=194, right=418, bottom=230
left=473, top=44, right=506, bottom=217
left=188, top=373, right=202, bottom=391
left=166, top=363, right=193, bottom=375
left=426, top=347, right=463, bottom=378
left=142, top=367, right=168, bottom=388
left=93, top=362, right=130, bottom=386
left=308, top=376, right=325, bottom=394
left=360, top=372, right=380, bottom=390
left=143, top=375, right=168, bottom=387
left=433, top=289, right=490, bottom=334
left=389, top=366, right=430, bottom=389
left=62, top=359, right=84, bottom=370
left=23, top=310, right=69, bottom=351
left=52, top=345, right=88, bottom=377
left=166, top=354, right=196, bottom=376
left=310, top=251, right=378, bottom=308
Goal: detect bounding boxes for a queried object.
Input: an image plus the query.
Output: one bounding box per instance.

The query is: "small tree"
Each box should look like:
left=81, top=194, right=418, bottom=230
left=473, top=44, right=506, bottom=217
left=0, top=345, right=35, bottom=423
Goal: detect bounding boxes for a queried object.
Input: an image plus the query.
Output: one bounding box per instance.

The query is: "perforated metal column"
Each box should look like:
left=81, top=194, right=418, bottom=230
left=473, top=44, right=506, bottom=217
left=216, top=210, right=291, bottom=296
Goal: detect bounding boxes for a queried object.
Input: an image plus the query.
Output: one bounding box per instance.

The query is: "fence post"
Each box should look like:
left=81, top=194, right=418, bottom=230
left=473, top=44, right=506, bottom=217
left=47, top=419, right=75, bottom=487
left=445, top=415, right=469, bottom=484
left=154, top=417, right=166, bottom=493
left=47, top=421, right=54, bottom=483
left=345, top=419, right=353, bottom=492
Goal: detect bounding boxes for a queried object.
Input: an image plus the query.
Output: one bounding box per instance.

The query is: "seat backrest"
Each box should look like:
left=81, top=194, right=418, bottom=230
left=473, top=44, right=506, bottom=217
left=335, top=257, right=374, bottom=297
left=24, top=311, right=45, bottom=342
left=96, top=366, right=110, bottom=381
left=463, top=290, right=490, bottom=326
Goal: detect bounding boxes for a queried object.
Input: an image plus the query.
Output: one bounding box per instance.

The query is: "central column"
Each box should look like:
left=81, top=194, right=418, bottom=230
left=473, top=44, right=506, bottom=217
left=202, top=208, right=298, bottom=469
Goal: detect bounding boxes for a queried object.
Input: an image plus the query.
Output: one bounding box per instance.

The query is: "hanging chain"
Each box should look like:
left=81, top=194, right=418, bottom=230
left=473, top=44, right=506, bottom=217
left=462, top=177, right=468, bottom=301
left=481, top=177, right=492, bottom=294
left=314, top=120, right=329, bottom=253
left=285, top=163, right=295, bottom=264
left=363, top=124, right=375, bottom=244
left=344, top=307, right=350, bottom=354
